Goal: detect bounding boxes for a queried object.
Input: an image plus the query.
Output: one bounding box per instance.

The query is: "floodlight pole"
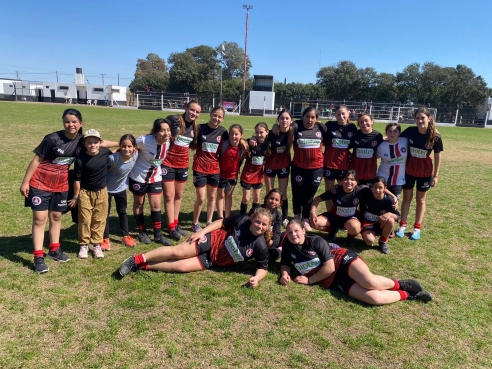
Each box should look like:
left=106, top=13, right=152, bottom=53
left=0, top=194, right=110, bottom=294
left=242, top=4, right=253, bottom=112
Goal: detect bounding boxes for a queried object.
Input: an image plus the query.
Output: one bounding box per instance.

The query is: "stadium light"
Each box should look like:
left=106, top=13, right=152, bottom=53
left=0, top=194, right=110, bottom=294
left=242, top=5, right=253, bottom=111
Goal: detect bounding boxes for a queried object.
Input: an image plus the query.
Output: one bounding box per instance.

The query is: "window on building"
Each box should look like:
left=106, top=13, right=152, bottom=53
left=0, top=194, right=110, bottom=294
left=111, top=89, right=120, bottom=93
left=93, top=88, right=104, bottom=92
left=59, top=86, right=69, bottom=90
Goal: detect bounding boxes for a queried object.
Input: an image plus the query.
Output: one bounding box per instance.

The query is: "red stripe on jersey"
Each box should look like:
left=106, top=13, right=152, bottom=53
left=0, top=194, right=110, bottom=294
left=163, top=144, right=189, bottom=169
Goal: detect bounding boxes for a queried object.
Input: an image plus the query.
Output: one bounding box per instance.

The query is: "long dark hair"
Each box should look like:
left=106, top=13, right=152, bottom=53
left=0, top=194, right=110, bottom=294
left=414, top=107, right=438, bottom=148
left=272, top=109, right=294, bottom=155
left=62, top=108, right=83, bottom=134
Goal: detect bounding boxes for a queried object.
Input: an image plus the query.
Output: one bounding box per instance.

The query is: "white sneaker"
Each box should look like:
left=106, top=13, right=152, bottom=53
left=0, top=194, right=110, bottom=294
left=78, top=245, right=89, bottom=259
left=93, top=245, right=104, bottom=258
left=302, top=218, right=312, bottom=231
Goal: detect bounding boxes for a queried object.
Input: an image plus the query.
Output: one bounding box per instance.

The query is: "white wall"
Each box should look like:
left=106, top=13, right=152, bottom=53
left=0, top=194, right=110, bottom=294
left=249, top=91, right=275, bottom=110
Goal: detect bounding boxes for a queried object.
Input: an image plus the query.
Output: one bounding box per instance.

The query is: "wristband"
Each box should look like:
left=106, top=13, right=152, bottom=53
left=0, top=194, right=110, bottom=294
left=73, top=195, right=79, bottom=199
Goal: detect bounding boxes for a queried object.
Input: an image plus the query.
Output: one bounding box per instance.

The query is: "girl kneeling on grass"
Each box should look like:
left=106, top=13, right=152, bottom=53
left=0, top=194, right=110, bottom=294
left=119, top=207, right=273, bottom=288
left=279, top=220, right=432, bottom=305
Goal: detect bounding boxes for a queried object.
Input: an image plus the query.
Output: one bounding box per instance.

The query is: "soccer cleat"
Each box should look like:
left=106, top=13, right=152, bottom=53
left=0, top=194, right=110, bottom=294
left=78, top=245, right=89, bottom=259
left=34, top=256, right=49, bottom=274
left=175, top=225, right=187, bottom=236
left=47, top=248, right=71, bottom=262
left=302, top=218, right=312, bottom=231
left=93, top=245, right=105, bottom=259
left=122, top=235, right=136, bottom=248
left=191, top=223, right=203, bottom=232
left=138, top=232, right=151, bottom=245
left=169, top=229, right=182, bottom=241
left=344, top=237, right=355, bottom=247
left=410, top=228, right=421, bottom=240
left=398, top=279, right=423, bottom=293
left=395, top=226, right=406, bottom=238
left=119, top=257, right=138, bottom=277
left=379, top=241, right=390, bottom=254
left=101, top=238, right=111, bottom=251
left=408, top=290, right=433, bottom=302
left=155, top=234, right=172, bottom=246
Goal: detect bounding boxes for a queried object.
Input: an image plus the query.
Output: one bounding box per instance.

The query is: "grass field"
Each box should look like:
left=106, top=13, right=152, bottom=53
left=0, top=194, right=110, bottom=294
left=0, top=101, right=491, bottom=368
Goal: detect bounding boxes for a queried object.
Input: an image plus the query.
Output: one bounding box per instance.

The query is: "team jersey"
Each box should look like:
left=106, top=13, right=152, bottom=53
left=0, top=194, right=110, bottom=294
left=359, top=192, right=399, bottom=223
left=400, top=127, right=443, bottom=177
left=209, top=215, right=269, bottom=269
left=292, top=121, right=325, bottom=169
left=377, top=137, right=408, bottom=186
left=349, top=130, right=384, bottom=181
left=74, top=147, right=112, bottom=191
left=162, top=114, right=194, bottom=169
left=218, top=140, right=244, bottom=180
left=106, top=152, right=138, bottom=193
left=319, top=186, right=370, bottom=218
left=129, top=135, right=169, bottom=184
left=240, top=139, right=267, bottom=184
left=324, top=121, right=357, bottom=169
left=29, top=131, right=83, bottom=192
left=264, top=130, right=291, bottom=170
left=192, top=124, right=229, bottom=174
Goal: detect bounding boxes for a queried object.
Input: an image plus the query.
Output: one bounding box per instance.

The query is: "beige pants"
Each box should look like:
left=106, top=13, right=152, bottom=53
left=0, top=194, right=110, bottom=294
left=78, top=187, right=108, bottom=245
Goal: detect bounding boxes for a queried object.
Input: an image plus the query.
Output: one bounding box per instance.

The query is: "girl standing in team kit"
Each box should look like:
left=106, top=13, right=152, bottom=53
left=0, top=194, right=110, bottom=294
left=128, top=118, right=172, bottom=246
left=279, top=220, right=432, bottom=304
left=162, top=101, right=202, bottom=241
left=216, top=124, right=248, bottom=219
left=101, top=134, right=138, bottom=251
left=191, top=107, right=229, bottom=231
left=264, top=109, right=294, bottom=226
left=396, top=107, right=443, bottom=240
left=240, top=122, right=268, bottom=215
left=377, top=123, right=408, bottom=198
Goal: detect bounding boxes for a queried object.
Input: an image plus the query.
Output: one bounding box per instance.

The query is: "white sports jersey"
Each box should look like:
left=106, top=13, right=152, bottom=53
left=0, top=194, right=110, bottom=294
left=129, top=135, right=170, bottom=184
left=377, top=137, right=408, bottom=186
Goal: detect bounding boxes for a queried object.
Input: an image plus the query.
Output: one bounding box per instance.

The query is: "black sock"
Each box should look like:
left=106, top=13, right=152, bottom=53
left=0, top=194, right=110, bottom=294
left=281, top=199, right=288, bottom=220
left=135, top=213, right=146, bottom=233
left=252, top=203, right=260, bottom=210
left=151, top=211, right=161, bottom=237
left=240, top=202, right=248, bottom=215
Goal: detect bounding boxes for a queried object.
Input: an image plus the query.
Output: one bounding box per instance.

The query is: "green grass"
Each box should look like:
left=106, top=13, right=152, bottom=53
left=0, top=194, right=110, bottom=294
left=0, top=101, right=491, bottom=368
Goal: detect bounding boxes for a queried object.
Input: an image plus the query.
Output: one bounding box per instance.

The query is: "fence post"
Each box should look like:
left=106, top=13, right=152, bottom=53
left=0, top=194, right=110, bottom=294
left=161, top=93, right=163, bottom=111
left=136, top=94, right=139, bottom=108
left=454, top=109, right=459, bottom=125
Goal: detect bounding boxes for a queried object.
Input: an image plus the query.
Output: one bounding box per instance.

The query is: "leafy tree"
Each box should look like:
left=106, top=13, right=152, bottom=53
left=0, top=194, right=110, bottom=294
left=316, top=61, right=359, bottom=100
left=216, top=41, right=252, bottom=80
left=129, top=53, right=169, bottom=92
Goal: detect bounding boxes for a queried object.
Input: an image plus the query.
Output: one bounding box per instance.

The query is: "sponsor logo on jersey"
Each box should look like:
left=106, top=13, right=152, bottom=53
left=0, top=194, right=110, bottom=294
left=297, top=138, right=321, bottom=148
left=202, top=142, right=219, bottom=153
left=32, top=196, right=42, bottom=206
left=331, top=138, right=350, bottom=149
left=364, top=211, right=379, bottom=221
left=52, top=157, right=76, bottom=165
left=294, top=257, right=320, bottom=275
left=246, top=249, right=253, bottom=257
left=175, top=134, right=193, bottom=147
left=388, top=156, right=406, bottom=164
left=276, top=146, right=285, bottom=153
left=295, top=175, right=302, bottom=182
left=161, top=166, right=168, bottom=174
left=133, top=183, right=141, bottom=190
left=410, top=146, right=428, bottom=158
left=252, top=156, right=265, bottom=165
left=356, top=148, right=374, bottom=158
left=224, top=236, right=244, bottom=262
left=336, top=206, right=357, bottom=217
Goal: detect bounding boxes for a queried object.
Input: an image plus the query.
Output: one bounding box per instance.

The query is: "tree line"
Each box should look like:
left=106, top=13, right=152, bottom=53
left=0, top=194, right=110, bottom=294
left=130, top=46, right=490, bottom=108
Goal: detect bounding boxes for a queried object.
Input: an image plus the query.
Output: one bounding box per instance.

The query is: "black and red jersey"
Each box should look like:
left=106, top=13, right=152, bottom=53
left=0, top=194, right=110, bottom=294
left=240, top=139, right=266, bottom=185
left=30, top=131, right=83, bottom=192
left=349, top=130, right=384, bottom=181
left=359, top=192, right=399, bottom=223
left=162, top=114, right=194, bottom=169
left=265, top=130, right=291, bottom=170
left=292, top=121, right=325, bottom=169
left=218, top=140, right=244, bottom=180
left=209, top=215, right=269, bottom=269
left=324, top=121, right=357, bottom=169
left=400, top=127, right=443, bottom=177
left=319, top=186, right=370, bottom=218
left=193, top=124, right=228, bottom=174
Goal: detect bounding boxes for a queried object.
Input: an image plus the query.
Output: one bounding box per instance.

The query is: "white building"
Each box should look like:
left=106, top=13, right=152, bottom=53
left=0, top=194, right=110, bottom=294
left=0, top=68, right=127, bottom=106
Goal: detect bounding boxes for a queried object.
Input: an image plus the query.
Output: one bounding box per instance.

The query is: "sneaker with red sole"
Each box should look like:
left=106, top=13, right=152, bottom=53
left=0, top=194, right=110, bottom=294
left=122, top=235, right=136, bottom=248
left=101, top=238, right=111, bottom=251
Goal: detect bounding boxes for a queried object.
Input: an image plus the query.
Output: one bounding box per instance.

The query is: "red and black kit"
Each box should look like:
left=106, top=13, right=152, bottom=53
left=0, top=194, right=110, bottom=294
left=292, top=122, right=325, bottom=169
left=359, top=192, right=400, bottom=235
left=264, top=130, right=291, bottom=178
left=194, top=215, right=269, bottom=270
left=218, top=140, right=244, bottom=181
left=349, top=130, right=384, bottom=182
left=400, top=127, right=443, bottom=178
left=162, top=114, right=194, bottom=181
left=323, top=121, right=357, bottom=175
left=240, top=140, right=267, bottom=186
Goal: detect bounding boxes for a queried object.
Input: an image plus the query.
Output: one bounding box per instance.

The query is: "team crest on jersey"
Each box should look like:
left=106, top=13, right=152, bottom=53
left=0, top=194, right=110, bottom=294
left=295, top=175, right=302, bottom=182
left=324, top=169, right=331, bottom=176
left=199, top=236, right=207, bottom=243
left=246, top=249, right=253, bottom=257
left=266, top=168, right=272, bottom=173
left=162, top=168, right=168, bottom=175
left=308, top=250, right=316, bottom=255
left=348, top=132, right=353, bottom=138
left=316, top=132, right=321, bottom=138
left=133, top=184, right=141, bottom=190
left=353, top=198, right=359, bottom=205
left=372, top=141, right=377, bottom=147
left=401, top=147, right=406, bottom=153
left=32, top=196, right=42, bottom=206
left=217, top=136, right=221, bottom=142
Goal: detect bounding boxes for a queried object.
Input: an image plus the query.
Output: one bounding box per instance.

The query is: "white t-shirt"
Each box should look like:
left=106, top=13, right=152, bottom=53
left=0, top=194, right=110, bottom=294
left=377, top=137, right=408, bottom=186
left=129, top=135, right=170, bottom=184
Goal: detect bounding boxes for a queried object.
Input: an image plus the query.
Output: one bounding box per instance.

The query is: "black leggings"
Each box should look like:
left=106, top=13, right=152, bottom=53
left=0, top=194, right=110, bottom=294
left=290, top=165, right=323, bottom=219
left=104, top=190, right=129, bottom=238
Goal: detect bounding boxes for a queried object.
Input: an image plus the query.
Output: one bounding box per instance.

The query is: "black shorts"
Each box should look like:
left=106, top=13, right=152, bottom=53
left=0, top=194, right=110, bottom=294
left=161, top=165, right=189, bottom=182
left=25, top=187, right=68, bottom=212
left=387, top=185, right=402, bottom=198
left=129, top=178, right=162, bottom=196
left=240, top=182, right=263, bottom=190
left=291, top=165, right=323, bottom=187
left=194, top=233, right=213, bottom=269
left=331, top=251, right=361, bottom=295
left=264, top=167, right=290, bottom=179
left=193, top=171, right=219, bottom=188
left=361, top=221, right=382, bottom=235
left=323, top=168, right=346, bottom=181
left=320, top=212, right=356, bottom=230
left=402, top=174, right=432, bottom=192
left=218, top=178, right=237, bottom=189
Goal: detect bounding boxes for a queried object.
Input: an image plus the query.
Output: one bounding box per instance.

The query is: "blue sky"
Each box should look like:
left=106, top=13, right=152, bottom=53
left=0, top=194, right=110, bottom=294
left=1, top=0, right=491, bottom=89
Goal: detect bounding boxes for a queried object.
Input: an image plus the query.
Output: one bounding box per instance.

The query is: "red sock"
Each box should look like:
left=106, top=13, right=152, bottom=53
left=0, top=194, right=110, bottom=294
left=139, top=262, right=150, bottom=271
left=398, top=290, right=409, bottom=301
left=49, top=243, right=60, bottom=252
left=414, top=223, right=421, bottom=229
left=391, top=279, right=400, bottom=290
left=33, top=250, right=44, bottom=258
left=168, top=222, right=176, bottom=231
left=400, top=221, right=407, bottom=227
left=134, top=254, right=146, bottom=266
left=379, top=236, right=389, bottom=243
left=174, top=219, right=179, bottom=227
